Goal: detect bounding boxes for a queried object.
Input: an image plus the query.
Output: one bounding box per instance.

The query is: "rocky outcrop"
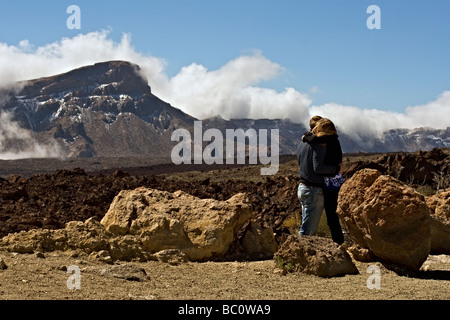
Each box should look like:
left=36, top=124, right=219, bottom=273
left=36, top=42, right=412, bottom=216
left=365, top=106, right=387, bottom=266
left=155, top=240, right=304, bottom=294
left=343, top=148, right=450, bottom=186
left=274, top=235, right=358, bottom=277
left=100, top=187, right=259, bottom=261
left=0, top=217, right=111, bottom=255
left=426, top=191, right=450, bottom=254
left=0, top=188, right=278, bottom=262
left=337, top=169, right=431, bottom=271
left=346, top=245, right=375, bottom=262
left=241, top=221, right=279, bottom=259
left=20, top=61, right=150, bottom=99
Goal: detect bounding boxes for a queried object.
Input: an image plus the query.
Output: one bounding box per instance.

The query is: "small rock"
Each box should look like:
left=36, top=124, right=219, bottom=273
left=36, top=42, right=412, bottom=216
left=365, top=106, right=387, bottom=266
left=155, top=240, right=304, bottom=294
left=274, top=235, right=359, bottom=277
left=421, top=264, right=431, bottom=272
left=426, top=191, right=450, bottom=254
left=273, top=268, right=287, bottom=276
left=154, top=249, right=189, bottom=265
left=0, top=258, right=7, bottom=270
left=90, top=250, right=113, bottom=264
left=347, top=245, right=376, bottom=262
left=101, top=264, right=148, bottom=282
left=127, top=293, right=157, bottom=300
left=241, top=221, right=278, bottom=259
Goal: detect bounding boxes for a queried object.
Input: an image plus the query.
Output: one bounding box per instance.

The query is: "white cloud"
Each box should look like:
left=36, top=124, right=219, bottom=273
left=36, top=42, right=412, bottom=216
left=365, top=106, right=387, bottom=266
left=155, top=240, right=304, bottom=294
left=0, top=112, right=63, bottom=160
left=165, top=54, right=311, bottom=121
left=0, top=31, right=312, bottom=122
left=309, top=92, right=450, bottom=142
left=0, top=30, right=168, bottom=91
left=309, top=103, right=413, bottom=140
left=309, top=86, right=319, bottom=94
left=404, top=91, right=450, bottom=129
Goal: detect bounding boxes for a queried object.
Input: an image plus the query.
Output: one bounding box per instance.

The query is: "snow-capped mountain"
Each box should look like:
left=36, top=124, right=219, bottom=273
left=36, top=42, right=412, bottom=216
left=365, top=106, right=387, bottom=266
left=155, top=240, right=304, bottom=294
left=0, top=60, right=448, bottom=159
left=381, top=127, right=450, bottom=152
left=0, top=61, right=196, bottom=158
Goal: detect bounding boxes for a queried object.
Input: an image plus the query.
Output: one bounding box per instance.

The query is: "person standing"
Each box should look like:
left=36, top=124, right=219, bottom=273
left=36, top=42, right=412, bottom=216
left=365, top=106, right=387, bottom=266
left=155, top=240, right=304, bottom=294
left=303, top=118, right=345, bottom=244
left=296, top=119, right=340, bottom=236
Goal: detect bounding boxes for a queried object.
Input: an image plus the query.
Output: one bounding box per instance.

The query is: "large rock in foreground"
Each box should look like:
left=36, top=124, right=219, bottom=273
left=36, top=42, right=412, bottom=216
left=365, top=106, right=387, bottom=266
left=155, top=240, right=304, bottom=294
left=337, top=169, right=431, bottom=271
left=274, top=235, right=358, bottom=277
left=1, top=188, right=278, bottom=262
left=100, top=187, right=263, bottom=261
left=426, top=191, right=450, bottom=254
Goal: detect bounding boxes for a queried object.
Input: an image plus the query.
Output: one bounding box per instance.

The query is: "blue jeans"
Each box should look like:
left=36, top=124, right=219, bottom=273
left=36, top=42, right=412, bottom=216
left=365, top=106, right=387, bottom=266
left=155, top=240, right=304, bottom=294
left=298, top=183, right=324, bottom=236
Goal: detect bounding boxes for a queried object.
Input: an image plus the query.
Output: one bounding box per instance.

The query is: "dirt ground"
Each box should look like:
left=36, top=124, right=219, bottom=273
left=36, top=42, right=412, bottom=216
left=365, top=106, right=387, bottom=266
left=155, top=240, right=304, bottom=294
left=0, top=250, right=449, bottom=300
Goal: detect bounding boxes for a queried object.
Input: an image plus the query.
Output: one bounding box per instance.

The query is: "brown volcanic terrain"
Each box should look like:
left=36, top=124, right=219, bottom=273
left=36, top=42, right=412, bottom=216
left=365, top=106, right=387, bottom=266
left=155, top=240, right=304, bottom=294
left=0, top=149, right=448, bottom=241
left=0, top=155, right=299, bottom=241
left=0, top=149, right=449, bottom=300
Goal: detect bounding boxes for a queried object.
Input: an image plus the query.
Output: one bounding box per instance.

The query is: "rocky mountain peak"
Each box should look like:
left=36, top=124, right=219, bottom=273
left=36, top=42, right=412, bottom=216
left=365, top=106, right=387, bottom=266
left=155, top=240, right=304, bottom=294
left=20, top=61, right=151, bottom=99
left=0, top=61, right=195, bottom=158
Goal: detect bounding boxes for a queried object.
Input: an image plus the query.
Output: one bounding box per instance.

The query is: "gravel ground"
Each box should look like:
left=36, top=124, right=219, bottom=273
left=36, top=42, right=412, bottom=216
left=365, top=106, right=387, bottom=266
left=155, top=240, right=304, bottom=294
left=0, top=250, right=448, bottom=300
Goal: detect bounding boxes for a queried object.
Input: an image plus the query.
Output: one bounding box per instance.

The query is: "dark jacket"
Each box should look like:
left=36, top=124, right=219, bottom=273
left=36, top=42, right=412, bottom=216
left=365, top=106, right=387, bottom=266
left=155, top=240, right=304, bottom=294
left=296, top=139, right=340, bottom=187
left=302, top=133, right=342, bottom=165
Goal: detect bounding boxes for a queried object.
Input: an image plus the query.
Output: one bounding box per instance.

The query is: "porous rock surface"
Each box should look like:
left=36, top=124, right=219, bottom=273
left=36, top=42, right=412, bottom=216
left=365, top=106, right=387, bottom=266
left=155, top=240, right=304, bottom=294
left=337, top=169, right=431, bottom=271
left=274, top=235, right=358, bottom=277
left=0, top=188, right=278, bottom=262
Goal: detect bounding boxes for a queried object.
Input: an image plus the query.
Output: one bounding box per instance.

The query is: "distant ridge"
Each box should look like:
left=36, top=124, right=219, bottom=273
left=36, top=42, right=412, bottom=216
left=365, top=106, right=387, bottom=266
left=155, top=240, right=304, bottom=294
left=0, top=61, right=448, bottom=159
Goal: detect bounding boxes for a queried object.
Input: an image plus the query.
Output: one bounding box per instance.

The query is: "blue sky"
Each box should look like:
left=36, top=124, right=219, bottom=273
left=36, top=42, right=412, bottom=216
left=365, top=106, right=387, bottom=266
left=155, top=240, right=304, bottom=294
left=0, top=0, right=449, bottom=133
